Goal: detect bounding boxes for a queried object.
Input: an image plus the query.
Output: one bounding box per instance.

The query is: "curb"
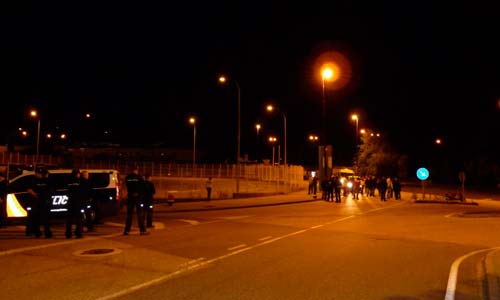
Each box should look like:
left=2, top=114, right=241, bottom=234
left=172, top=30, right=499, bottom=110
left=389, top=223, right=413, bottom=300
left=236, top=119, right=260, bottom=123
left=413, top=200, right=479, bottom=205
left=485, top=249, right=500, bottom=300
left=158, top=199, right=320, bottom=213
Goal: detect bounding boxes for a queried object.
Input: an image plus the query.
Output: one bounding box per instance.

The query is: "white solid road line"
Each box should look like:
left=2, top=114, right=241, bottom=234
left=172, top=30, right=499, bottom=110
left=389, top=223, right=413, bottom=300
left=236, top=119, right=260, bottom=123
left=176, top=219, right=201, bottom=225
left=228, top=244, right=247, bottom=251
left=444, top=246, right=500, bottom=300
left=258, top=236, right=272, bottom=241
left=95, top=203, right=403, bottom=300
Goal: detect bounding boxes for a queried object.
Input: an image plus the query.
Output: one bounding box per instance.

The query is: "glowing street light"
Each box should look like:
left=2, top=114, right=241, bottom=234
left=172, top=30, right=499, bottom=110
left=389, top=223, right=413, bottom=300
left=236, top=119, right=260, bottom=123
left=46, top=133, right=52, bottom=139
left=266, top=104, right=287, bottom=166
left=268, top=136, right=278, bottom=165
left=29, top=110, right=41, bottom=163
left=60, top=133, right=67, bottom=139
left=351, top=114, right=359, bottom=143
left=435, top=138, right=442, bottom=145
left=218, top=75, right=241, bottom=194
left=188, top=117, right=197, bottom=176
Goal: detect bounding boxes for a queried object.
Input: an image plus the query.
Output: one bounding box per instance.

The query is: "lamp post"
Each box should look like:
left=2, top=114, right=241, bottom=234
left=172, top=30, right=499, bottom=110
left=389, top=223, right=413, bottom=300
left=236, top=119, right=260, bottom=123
left=30, top=110, right=41, bottom=164
left=351, top=114, right=359, bottom=144
left=268, top=136, right=277, bottom=165
left=219, top=75, right=241, bottom=194
left=255, top=123, right=261, bottom=162
left=265, top=105, right=287, bottom=166
left=321, top=67, right=334, bottom=180
left=308, top=134, right=319, bottom=167
left=189, top=117, right=196, bottom=177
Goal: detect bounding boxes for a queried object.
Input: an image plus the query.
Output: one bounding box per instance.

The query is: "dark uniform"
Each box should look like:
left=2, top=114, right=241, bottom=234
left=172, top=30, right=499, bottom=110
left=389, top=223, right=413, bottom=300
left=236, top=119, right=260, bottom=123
left=143, top=175, right=155, bottom=228
left=27, top=169, right=53, bottom=238
left=123, top=169, right=147, bottom=235
left=80, top=171, right=95, bottom=231
left=0, top=175, right=7, bottom=226
left=66, top=170, right=83, bottom=238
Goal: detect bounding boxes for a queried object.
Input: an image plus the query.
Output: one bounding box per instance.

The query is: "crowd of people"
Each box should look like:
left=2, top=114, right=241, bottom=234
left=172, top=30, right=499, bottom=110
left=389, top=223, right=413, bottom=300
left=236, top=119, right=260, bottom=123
left=308, top=175, right=402, bottom=202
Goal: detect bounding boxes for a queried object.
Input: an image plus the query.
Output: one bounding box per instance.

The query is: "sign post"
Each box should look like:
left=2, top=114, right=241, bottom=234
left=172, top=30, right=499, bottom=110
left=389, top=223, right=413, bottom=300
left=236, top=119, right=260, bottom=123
left=416, top=167, right=430, bottom=200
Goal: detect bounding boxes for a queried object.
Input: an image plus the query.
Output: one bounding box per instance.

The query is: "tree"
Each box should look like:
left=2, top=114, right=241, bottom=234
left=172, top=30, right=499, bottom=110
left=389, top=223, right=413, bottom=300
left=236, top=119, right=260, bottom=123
left=354, top=133, right=408, bottom=178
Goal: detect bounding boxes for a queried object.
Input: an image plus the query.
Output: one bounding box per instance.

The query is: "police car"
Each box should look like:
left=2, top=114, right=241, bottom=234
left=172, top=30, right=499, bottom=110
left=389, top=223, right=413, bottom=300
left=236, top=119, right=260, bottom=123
left=4, top=169, right=121, bottom=224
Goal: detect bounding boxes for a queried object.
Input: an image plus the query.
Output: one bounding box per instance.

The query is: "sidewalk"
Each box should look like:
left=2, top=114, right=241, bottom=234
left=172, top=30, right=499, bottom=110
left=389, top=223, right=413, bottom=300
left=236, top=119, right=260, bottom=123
left=155, top=190, right=319, bottom=213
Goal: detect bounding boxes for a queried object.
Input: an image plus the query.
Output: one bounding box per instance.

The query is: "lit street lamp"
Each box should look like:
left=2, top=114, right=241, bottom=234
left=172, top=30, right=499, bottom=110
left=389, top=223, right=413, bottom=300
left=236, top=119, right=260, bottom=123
left=30, top=110, right=41, bottom=163
left=320, top=65, right=335, bottom=180
left=255, top=123, right=261, bottom=162
left=268, top=136, right=278, bottom=165
left=351, top=114, right=359, bottom=143
left=219, top=75, right=241, bottom=194
left=308, top=134, right=319, bottom=167
left=189, top=117, right=197, bottom=176
left=266, top=104, right=287, bottom=166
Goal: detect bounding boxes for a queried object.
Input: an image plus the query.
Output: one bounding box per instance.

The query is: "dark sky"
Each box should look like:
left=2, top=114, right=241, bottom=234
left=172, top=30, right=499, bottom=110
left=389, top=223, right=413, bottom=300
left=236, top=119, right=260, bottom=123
left=1, top=2, right=499, bottom=167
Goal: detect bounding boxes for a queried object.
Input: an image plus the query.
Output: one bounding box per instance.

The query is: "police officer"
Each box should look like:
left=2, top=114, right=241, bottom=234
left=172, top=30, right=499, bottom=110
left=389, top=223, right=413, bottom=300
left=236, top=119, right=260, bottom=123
left=27, top=168, right=53, bottom=238
left=66, top=169, right=83, bottom=238
left=143, top=173, right=155, bottom=228
left=123, top=166, right=148, bottom=235
left=80, top=171, right=95, bottom=232
left=0, top=173, right=7, bottom=227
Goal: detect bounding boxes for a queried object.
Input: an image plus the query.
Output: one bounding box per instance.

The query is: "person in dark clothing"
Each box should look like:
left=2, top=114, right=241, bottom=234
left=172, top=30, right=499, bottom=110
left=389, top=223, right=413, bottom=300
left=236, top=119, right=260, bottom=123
left=80, top=171, right=95, bottom=231
left=379, top=177, right=387, bottom=201
left=143, top=174, right=155, bottom=228
left=334, top=176, right=342, bottom=203
left=27, top=168, right=53, bottom=238
left=66, top=169, right=83, bottom=238
left=0, top=174, right=7, bottom=227
left=123, top=167, right=148, bottom=235
left=393, top=177, right=402, bottom=200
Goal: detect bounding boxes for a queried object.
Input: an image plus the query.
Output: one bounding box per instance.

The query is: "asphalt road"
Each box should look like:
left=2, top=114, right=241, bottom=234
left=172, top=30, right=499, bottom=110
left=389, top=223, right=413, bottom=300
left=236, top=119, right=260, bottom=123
left=1, top=193, right=500, bottom=300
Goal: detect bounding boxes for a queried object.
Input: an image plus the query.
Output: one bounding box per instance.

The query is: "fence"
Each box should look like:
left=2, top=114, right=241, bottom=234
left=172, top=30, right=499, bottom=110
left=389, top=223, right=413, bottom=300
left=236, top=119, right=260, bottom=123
left=0, top=152, right=308, bottom=199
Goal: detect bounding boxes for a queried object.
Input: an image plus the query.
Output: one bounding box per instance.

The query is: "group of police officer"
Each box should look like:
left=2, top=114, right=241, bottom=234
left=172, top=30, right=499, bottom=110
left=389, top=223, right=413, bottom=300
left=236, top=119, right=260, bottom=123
left=25, top=168, right=95, bottom=239
left=123, top=166, right=155, bottom=236
left=22, top=165, right=156, bottom=238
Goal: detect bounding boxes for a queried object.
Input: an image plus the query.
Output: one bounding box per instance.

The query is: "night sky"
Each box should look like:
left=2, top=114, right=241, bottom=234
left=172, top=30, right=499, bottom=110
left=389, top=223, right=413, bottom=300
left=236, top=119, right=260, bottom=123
left=1, top=2, right=499, bottom=168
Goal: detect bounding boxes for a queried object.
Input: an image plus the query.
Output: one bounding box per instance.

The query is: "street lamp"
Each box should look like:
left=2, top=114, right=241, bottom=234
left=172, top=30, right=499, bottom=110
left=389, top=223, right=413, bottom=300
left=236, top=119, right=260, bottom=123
left=219, top=75, right=241, bottom=194
left=189, top=117, right=197, bottom=176
left=255, top=123, right=261, bottom=162
left=265, top=104, right=287, bottom=166
left=30, top=110, right=41, bottom=163
left=351, top=114, right=359, bottom=143
left=268, top=136, right=278, bottom=165
left=320, top=65, right=336, bottom=180
left=308, top=134, right=319, bottom=167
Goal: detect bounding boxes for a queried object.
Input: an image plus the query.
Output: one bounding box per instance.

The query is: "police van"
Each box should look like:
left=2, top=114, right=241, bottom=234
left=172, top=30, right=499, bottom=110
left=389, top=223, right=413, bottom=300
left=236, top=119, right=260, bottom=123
left=4, top=169, right=121, bottom=224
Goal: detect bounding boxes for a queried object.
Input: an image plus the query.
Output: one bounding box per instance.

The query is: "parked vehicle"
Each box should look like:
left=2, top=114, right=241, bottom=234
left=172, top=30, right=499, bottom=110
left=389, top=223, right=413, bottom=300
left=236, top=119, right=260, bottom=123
left=4, top=169, right=121, bottom=224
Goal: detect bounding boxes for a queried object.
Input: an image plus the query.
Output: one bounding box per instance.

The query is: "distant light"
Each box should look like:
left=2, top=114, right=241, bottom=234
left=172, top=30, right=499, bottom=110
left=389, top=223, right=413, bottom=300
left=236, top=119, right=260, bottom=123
left=21, top=130, right=28, bottom=137
left=376, top=133, right=380, bottom=137
left=268, top=136, right=277, bottom=143
left=85, top=113, right=91, bottom=118
left=189, top=117, right=196, bottom=124
left=30, top=110, right=38, bottom=117
left=218, top=76, right=227, bottom=83
left=266, top=105, right=274, bottom=112
left=46, top=133, right=52, bottom=139
left=435, top=138, right=442, bottom=145
left=255, top=124, right=261, bottom=130
left=60, top=133, right=67, bottom=139
left=18, top=127, right=22, bottom=131
left=360, top=129, right=366, bottom=134
left=351, top=114, right=358, bottom=121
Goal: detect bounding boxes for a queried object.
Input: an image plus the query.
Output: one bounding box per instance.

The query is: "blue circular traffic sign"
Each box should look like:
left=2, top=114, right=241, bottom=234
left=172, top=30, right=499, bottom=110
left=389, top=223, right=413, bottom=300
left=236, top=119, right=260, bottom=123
left=416, top=168, right=429, bottom=181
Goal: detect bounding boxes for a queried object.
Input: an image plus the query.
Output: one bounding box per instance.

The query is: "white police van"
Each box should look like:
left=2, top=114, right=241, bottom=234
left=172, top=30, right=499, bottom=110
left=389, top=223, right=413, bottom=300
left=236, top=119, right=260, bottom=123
left=4, top=169, right=121, bottom=224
